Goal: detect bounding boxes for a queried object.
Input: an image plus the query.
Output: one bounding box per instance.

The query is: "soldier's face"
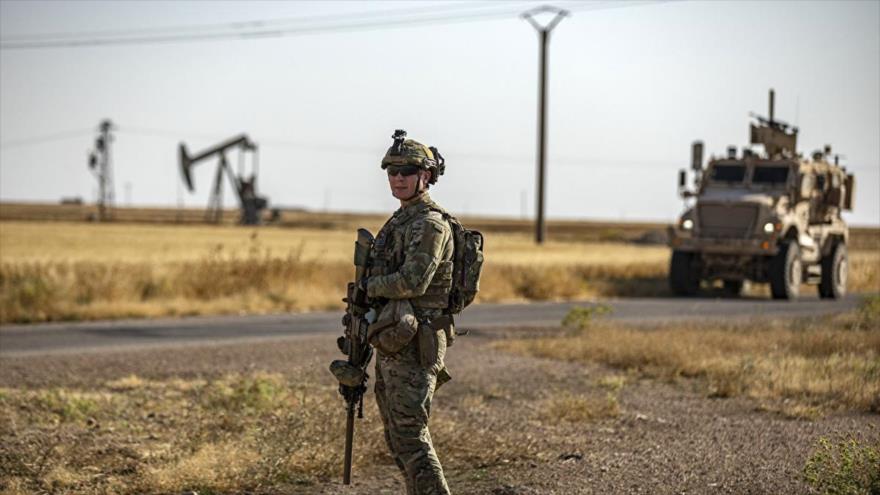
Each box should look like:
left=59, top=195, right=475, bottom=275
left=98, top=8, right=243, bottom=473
left=388, top=169, right=430, bottom=200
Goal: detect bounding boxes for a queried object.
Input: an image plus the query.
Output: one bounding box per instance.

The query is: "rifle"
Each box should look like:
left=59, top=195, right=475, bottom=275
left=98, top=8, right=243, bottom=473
left=336, top=228, right=375, bottom=485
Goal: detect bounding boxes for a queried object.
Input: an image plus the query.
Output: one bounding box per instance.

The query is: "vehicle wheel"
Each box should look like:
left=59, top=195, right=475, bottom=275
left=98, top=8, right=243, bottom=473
left=769, top=241, right=801, bottom=300
left=670, top=250, right=700, bottom=296
left=818, top=242, right=847, bottom=299
left=722, top=279, right=744, bottom=297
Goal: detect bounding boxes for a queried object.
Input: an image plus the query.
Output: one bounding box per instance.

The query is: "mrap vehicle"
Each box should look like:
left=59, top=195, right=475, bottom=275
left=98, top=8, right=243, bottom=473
left=668, top=89, right=855, bottom=300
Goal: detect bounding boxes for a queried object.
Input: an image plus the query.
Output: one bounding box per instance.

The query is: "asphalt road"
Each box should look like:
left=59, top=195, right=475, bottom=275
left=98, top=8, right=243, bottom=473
left=0, top=295, right=864, bottom=357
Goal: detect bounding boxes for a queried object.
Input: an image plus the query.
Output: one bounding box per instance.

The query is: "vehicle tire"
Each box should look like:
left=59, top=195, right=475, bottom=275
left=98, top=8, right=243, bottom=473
left=769, top=241, right=801, bottom=300
left=722, top=280, right=744, bottom=297
left=670, top=250, right=700, bottom=296
left=818, top=242, right=847, bottom=299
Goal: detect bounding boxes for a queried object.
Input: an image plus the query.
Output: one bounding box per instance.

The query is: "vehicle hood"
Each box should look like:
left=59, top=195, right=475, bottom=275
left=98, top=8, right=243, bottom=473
left=698, top=188, right=777, bottom=208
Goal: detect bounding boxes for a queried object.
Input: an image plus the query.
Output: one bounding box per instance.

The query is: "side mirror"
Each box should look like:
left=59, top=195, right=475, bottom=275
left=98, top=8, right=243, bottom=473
left=843, top=174, right=855, bottom=210
left=678, top=169, right=694, bottom=198
left=691, top=141, right=704, bottom=172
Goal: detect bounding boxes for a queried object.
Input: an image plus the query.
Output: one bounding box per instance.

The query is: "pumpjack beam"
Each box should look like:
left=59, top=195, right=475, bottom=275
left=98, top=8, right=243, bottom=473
left=179, top=134, right=255, bottom=192
left=178, top=134, right=267, bottom=225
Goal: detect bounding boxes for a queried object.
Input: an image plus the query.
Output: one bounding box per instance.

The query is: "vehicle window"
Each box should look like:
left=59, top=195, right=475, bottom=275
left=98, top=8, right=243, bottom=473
left=710, top=165, right=746, bottom=183
left=752, top=166, right=789, bottom=185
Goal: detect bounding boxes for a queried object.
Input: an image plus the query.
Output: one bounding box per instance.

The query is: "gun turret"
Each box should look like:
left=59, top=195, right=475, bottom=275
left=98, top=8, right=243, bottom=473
left=749, top=89, right=798, bottom=158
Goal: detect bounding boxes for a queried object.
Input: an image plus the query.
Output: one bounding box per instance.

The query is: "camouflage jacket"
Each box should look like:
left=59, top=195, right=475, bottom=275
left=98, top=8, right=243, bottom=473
left=365, top=192, right=454, bottom=312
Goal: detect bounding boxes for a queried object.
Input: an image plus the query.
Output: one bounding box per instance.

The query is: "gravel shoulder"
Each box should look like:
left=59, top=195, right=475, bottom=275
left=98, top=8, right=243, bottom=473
left=1, top=323, right=877, bottom=494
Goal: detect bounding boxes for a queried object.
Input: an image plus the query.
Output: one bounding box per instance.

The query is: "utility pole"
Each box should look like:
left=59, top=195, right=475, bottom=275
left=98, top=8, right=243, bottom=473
left=523, top=6, right=568, bottom=244
left=88, top=119, right=115, bottom=221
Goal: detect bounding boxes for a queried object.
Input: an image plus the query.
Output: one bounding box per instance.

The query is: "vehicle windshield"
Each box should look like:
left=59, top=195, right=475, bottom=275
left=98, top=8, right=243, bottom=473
left=709, top=165, right=746, bottom=183
left=752, top=166, right=789, bottom=186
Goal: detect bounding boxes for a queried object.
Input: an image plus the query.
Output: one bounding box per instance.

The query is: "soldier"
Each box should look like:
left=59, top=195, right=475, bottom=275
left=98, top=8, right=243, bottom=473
left=365, top=130, right=454, bottom=494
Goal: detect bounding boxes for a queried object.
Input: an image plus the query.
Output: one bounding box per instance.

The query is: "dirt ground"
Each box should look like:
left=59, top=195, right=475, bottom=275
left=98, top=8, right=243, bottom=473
left=2, top=324, right=877, bottom=495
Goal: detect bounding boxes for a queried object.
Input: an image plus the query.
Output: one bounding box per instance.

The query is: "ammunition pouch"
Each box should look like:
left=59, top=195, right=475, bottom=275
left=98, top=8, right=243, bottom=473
left=418, top=315, right=453, bottom=387
left=367, top=299, right=418, bottom=355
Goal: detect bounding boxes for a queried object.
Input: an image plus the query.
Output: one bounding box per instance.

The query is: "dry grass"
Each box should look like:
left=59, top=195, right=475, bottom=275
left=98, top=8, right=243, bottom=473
left=539, top=392, right=621, bottom=423
left=495, top=297, right=880, bottom=417
left=0, top=369, right=538, bottom=495
left=0, top=221, right=365, bottom=263
left=0, top=247, right=350, bottom=323
left=1, top=217, right=878, bottom=323
left=0, top=372, right=355, bottom=494
left=0, top=220, right=673, bottom=323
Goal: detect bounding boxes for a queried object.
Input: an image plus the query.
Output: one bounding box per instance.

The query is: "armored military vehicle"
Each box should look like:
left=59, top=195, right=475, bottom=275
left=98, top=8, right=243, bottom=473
left=668, top=90, right=855, bottom=299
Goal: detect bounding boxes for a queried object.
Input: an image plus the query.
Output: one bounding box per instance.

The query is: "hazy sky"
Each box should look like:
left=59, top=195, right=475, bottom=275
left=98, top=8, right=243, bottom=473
left=1, top=0, right=878, bottom=226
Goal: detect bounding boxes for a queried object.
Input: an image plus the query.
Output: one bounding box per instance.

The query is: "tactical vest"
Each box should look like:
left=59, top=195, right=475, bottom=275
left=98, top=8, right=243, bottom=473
left=370, top=200, right=454, bottom=310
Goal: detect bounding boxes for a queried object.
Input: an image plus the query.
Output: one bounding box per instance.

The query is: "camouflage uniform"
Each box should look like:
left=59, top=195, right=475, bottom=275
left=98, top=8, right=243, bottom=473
left=366, top=190, right=454, bottom=495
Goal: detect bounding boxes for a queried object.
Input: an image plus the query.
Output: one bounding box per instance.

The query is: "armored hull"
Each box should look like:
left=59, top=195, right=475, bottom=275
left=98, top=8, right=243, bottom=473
left=668, top=91, right=853, bottom=299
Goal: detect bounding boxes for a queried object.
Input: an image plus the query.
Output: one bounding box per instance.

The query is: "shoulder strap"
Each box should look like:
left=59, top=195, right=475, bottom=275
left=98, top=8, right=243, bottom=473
left=426, top=204, right=454, bottom=222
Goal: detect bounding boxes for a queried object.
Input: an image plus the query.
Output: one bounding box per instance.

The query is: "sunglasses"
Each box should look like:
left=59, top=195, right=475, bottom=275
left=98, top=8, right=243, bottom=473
left=386, top=165, right=421, bottom=177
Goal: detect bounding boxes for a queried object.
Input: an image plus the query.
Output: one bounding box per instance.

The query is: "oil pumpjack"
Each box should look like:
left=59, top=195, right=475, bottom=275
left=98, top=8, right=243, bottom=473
left=178, top=134, right=268, bottom=225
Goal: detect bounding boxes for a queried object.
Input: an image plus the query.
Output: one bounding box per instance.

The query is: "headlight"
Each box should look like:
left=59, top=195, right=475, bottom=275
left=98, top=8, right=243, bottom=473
left=682, top=219, right=694, bottom=230
left=763, top=222, right=775, bottom=234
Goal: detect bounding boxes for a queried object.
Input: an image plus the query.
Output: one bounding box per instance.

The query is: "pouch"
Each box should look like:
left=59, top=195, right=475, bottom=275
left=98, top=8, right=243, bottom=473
left=329, top=360, right=364, bottom=387
left=418, top=323, right=440, bottom=369
left=367, top=299, right=418, bottom=355
left=418, top=316, right=453, bottom=369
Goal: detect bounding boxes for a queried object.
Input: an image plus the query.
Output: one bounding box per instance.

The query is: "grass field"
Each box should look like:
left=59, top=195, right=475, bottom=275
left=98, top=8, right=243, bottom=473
left=1, top=203, right=878, bottom=324
left=0, top=219, right=676, bottom=323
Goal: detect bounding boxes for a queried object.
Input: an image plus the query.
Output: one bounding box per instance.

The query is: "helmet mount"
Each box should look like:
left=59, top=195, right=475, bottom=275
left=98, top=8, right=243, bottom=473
left=390, top=130, right=407, bottom=156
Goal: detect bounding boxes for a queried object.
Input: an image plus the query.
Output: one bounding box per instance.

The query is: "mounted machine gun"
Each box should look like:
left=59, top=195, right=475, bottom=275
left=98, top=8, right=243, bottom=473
left=179, top=134, right=268, bottom=225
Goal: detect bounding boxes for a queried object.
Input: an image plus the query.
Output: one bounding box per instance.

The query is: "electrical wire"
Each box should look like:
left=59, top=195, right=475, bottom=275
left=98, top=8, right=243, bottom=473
left=0, top=128, right=95, bottom=150
left=0, top=1, right=667, bottom=50
left=116, top=125, right=677, bottom=170
left=127, top=126, right=880, bottom=174
left=0, top=1, right=517, bottom=41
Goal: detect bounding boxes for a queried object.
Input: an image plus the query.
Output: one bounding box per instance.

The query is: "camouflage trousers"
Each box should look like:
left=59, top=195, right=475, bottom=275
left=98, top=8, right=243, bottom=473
left=374, top=324, right=450, bottom=495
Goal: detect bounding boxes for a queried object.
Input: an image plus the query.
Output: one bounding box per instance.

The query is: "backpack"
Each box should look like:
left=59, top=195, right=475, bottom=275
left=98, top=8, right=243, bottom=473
left=430, top=208, right=484, bottom=314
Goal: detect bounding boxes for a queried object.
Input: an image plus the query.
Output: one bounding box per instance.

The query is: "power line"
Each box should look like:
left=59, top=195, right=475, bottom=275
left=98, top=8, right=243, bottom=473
left=0, top=1, right=666, bottom=50
left=22, top=124, right=873, bottom=173
left=0, top=1, right=515, bottom=41
left=0, top=128, right=94, bottom=150
left=1, top=119, right=681, bottom=171
left=117, top=127, right=380, bottom=155
left=117, top=124, right=678, bottom=170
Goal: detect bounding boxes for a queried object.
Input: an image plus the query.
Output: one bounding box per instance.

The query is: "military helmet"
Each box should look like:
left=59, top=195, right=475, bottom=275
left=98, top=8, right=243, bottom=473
left=381, top=129, right=445, bottom=185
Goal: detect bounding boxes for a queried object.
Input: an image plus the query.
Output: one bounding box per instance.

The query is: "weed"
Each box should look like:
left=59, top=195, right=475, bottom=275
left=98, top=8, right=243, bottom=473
left=596, top=375, right=626, bottom=392
left=854, top=294, right=880, bottom=331
left=803, top=435, right=880, bottom=494
left=35, top=390, right=100, bottom=422
left=561, top=304, right=612, bottom=329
